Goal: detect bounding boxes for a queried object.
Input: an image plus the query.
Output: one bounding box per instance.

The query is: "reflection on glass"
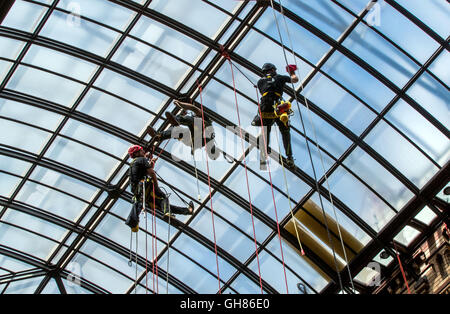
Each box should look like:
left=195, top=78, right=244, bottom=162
left=365, top=120, right=439, bottom=189
left=344, top=147, right=414, bottom=211
left=328, top=166, right=396, bottom=232
left=2, top=0, right=47, bottom=33
left=386, top=99, right=449, bottom=167
left=6, top=65, right=85, bottom=107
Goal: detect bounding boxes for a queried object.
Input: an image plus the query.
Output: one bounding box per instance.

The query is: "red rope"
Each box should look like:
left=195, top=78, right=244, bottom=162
left=250, top=62, right=290, bottom=293
left=197, top=80, right=222, bottom=294
left=152, top=183, right=156, bottom=293
left=393, top=242, right=411, bottom=294
left=219, top=48, right=264, bottom=294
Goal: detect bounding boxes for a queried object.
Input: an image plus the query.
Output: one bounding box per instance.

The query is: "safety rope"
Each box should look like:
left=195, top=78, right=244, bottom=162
left=196, top=80, right=222, bottom=294
left=219, top=49, right=273, bottom=294
left=277, top=0, right=356, bottom=292
left=152, top=182, right=159, bottom=294
left=393, top=241, right=411, bottom=294
left=217, top=50, right=306, bottom=261
left=144, top=179, right=148, bottom=294
left=269, top=0, right=347, bottom=292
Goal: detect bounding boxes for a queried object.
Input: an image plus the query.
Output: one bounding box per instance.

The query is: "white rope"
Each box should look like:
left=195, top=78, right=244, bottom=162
left=268, top=0, right=345, bottom=292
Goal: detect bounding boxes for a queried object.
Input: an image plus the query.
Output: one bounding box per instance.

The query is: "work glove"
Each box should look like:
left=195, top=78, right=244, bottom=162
left=286, top=64, right=297, bottom=74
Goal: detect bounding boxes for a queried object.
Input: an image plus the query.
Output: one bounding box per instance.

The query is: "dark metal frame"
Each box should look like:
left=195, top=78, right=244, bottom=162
left=0, top=0, right=448, bottom=294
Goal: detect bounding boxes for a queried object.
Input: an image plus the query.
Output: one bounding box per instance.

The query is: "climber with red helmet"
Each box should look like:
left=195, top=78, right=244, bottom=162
left=252, top=63, right=299, bottom=169
left=125, top=145, right=194, bottom=231
left=147, top=96, right=219, bottom=160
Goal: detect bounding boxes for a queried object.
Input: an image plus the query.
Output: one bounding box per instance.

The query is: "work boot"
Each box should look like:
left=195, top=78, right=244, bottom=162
left=165, top=112, right=180, bottom=126
left=188, top=201, right=194, bottom=215
left=147, top=126, right=161, bottom=141
left=286, top=156, right=295, bottom=168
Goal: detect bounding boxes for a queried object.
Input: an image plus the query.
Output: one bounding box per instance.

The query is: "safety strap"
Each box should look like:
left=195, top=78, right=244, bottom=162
left=262, top=91, right=281, bottom=98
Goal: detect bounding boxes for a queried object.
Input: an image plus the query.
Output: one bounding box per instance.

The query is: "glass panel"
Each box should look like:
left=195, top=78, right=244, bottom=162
left=282, top=0, right=356, bottom=39
left=173, top=233, right=236, bottom=282
left=61, top=277, right=93, bottom=294
left=0, top=60, right=12, bottom=82
left=153, top=163, right=209, bottom=214
left=414, top=206, right=437, bottom=226
left=57, top=0, right=135, bottom=31
left=0, top=118, right=50, bottom=154
left=367, top=2, right=439, bottom=64
left=61, top=120, right=130, bottom=159
left=6, top=65, right=85, bottom=107
left=149, top=0, right=230, bottom=39
left=112, top=37, right=191, bottom=89
left=336, top=0, right=371, bottom=14
left=77, top=88, right=155, bottom=135
left=386, top=99, right=450, bottom=167
left=0, top=155, right=31, bottom=176
left=343, top=147, right=414, bottom=211
left=365, top=120, right=440, bottom=189
left=2, top=208, right=68, bottom=242
left=131, top=15, right=206, bottom=65
left=235, top=28, right=314, bottom=84
left=428, top=50, right=450, bottom=87
left=407, top=71, right=450, bottom=129
left=0, top=256, right=32, bottom=273
left=44, top=136, right=121, bottom=180
left=248, top=248, right=311, bottom=294
left=158, top=248, right=220, bottom=294
left=0, top=222, right=59, bottom=260
left=395, top=0, right=450, bottom=39
left=302, top=73, right=377, bottom=135
left=254, top=9, right=331, bottom=64
left=292, top=106, right=353, bottom=158
left=136, top=275, right=182, bottom=294
left=0, top=98, right=63, bottom=131
left=41, top=278, right=60, bottom=294
left=322, top=52, right=395, bottom=112
left=40, top=10, right=120, bottom=57
left=343, top=22, right=419, bottom=88
left=225, top=165, right=293, bottom=222
left=1, top=0, right=47, bottom=32
left=0, top=37, right=25, bottom=60
left=29, top=166, right=98, bottom=202
left=210, top=192, right=273, bottom=244
left=94, top=68, right=168, bottom=113
left=22, top=45, right=98, bottom=82
left=69, top=252, right=137, bottom=294
left=80, top=239, right=143, bottom=288
left=188, top=208, right=257, bottom=263
left=228, top=273, right=266, bottom=294
left=309, top=192, right=372, bottom=246
left=3, top=276, right=44, bottom=294
left=267, top=237, right=330, bottom=293
left=95, top=212, right=171, bottom=259
left=394, top=225, right=420, bottom=247
left=327, top=166, right=396, bottom=232
left=0, top=172, right=21, bottom=198
left=15, top=181, right=88, bottom=222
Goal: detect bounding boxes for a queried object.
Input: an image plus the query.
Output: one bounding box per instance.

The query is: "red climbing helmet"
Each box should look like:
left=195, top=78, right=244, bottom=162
left=128, top=145, right=143, bottom=158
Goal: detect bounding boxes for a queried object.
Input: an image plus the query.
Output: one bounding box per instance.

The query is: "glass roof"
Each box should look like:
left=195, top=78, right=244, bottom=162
left=0, top=0, right=448, bottom=294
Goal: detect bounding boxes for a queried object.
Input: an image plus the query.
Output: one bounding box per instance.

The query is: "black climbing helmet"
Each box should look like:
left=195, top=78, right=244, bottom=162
left=262, top=63, right=277, bottom=74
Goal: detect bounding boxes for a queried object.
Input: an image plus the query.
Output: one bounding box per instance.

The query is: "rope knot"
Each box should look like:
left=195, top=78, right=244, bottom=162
left=219, top=45, right=231, bottom=60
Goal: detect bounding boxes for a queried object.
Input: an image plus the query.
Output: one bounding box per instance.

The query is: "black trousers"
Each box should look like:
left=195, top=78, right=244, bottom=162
left=137, top=182, right=191, bottom=215
left=254, top=115, right=292, bottom=160
left=160, top=127, right=218, bottom=160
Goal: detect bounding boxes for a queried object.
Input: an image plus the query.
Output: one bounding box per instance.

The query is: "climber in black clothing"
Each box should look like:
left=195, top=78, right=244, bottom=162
left=252, top=63, right=299, bottom=169
left=125, top=145, right=193, bottom=231
left=147, top=98, right=219, bottom=160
